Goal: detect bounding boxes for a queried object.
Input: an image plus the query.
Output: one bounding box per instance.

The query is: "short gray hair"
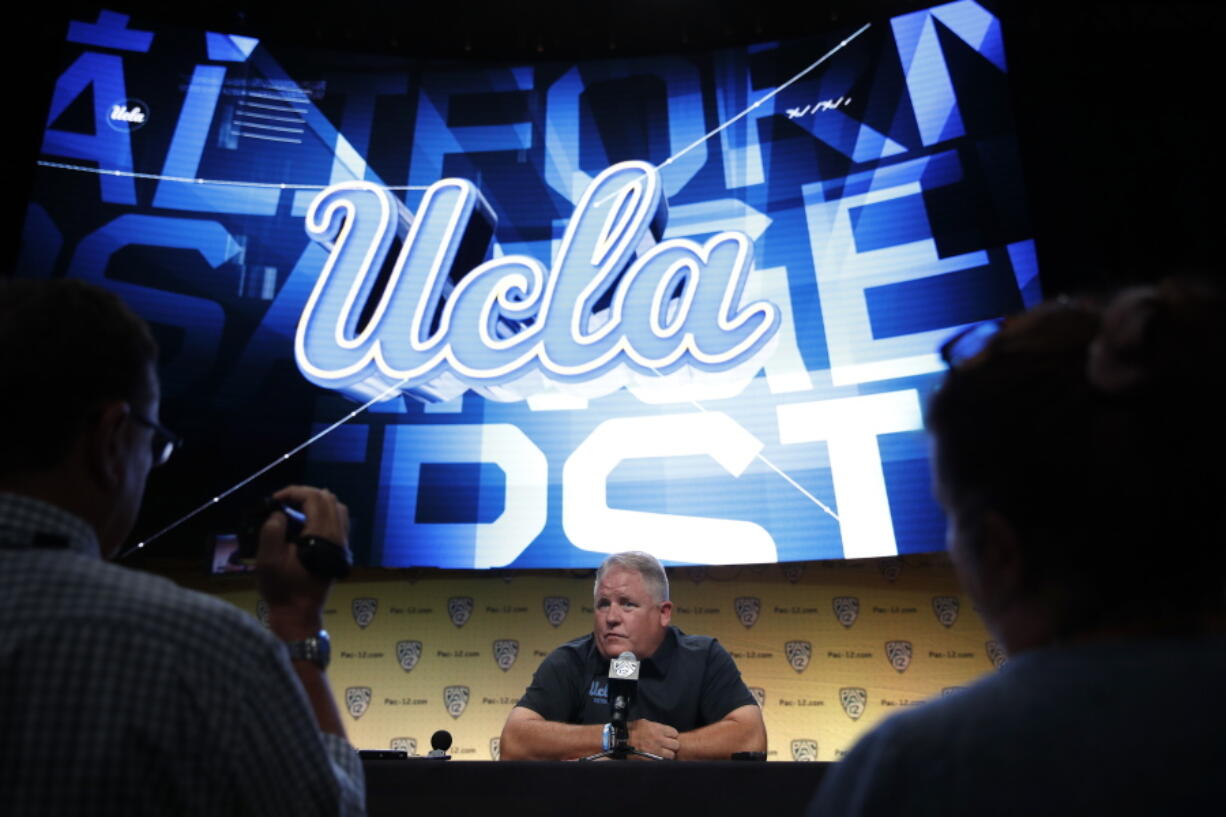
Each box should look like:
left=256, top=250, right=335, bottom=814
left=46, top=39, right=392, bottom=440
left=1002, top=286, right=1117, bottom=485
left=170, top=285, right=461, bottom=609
left=593, top=551, right=670, bottom=604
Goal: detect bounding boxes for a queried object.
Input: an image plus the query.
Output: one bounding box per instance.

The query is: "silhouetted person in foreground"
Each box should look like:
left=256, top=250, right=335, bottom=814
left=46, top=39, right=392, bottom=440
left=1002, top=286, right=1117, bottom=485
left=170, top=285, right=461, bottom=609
left=0, top=277, right=364, bottom=815
left=810, top=279, right=1226, bottom=816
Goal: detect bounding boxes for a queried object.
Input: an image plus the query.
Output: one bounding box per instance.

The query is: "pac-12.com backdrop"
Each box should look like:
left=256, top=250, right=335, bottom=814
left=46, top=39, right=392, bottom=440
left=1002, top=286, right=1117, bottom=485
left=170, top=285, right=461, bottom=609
left=21, top=2, right=1036, bottom=569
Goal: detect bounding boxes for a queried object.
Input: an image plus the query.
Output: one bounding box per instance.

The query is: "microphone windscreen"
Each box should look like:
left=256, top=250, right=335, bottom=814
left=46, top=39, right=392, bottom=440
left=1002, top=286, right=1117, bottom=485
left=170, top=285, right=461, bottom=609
left=431, top=729, right=453, bottom=751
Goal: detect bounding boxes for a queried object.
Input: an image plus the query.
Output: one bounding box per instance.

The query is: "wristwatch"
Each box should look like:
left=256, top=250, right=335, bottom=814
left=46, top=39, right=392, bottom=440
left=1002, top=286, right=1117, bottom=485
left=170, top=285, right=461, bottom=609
left=285, top=630, right=331, bottom=670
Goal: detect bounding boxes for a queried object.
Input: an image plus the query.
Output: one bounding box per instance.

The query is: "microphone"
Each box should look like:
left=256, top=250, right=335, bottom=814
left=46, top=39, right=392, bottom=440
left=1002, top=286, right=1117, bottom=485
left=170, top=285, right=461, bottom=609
left=427, top=729, right=452, bottom=759
left=607, top=651, right=640, bottom=742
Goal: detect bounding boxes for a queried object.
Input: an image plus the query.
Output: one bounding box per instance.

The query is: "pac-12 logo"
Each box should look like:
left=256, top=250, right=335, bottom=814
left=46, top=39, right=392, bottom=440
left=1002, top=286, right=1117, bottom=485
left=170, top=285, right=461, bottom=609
left=885, top=640, right=913, bottom=673
left=352, top=598, right=377, bottom=629
left=832, top=596, right=859, bottom=628
left=932, top=595, right=960, bottom=628
left=396, top=640, right=423, bottom=672
left=839, top=687, right=867, bottom=720
left=345, top=687, right=372, bottom=719
left=447, top=597, right=474, bottom=628
left=543, top=596, right=569, bottom=628
left=734, top=597, right=761, bottom=629
left=492, top=639, right=519, bottom=672
left=390, top=737, right=417, bottom=755
left=443, top=685, right=470, bottom=719
left=791, top=739, right=819, bottom=762
left=986, top=640, right=1008, bottom=668
left=784, top=640, right=812, bottom=673
left=295, top=161, right=779, bottom=404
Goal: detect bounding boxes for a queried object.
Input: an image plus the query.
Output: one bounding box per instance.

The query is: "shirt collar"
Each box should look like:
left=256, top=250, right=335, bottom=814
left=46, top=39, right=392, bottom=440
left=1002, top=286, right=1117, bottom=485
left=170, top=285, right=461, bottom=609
left=0, top=492, right=101, bottom=557
left=642, top=626, right=679, bottom=677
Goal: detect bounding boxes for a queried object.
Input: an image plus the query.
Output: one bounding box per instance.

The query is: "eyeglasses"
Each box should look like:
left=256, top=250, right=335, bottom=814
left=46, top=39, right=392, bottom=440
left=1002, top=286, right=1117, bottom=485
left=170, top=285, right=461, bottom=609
left=939, top=319, right=1003, bottom=368
left=130, top=411, right=182, bottom=467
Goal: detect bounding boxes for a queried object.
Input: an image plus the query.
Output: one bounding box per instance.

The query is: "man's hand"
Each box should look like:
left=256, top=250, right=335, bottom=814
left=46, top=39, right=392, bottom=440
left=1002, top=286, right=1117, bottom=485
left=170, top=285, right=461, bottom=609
left=255, top=485, right=351, bottom=739
left=628, top=719, right=680, bottom=759
left=256, top=485, right=349, bottom=640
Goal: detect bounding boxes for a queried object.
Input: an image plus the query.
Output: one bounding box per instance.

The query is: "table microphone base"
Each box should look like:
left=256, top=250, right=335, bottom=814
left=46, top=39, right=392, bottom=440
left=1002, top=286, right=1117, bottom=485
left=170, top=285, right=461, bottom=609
left=580, top=744, right=666, bottom=762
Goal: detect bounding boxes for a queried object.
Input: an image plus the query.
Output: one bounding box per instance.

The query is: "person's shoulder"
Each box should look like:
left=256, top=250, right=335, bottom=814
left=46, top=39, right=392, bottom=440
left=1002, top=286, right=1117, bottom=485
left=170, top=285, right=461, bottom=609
left=843, top=663, right=1018, bottom=761
left=36, top=552, right=273, bottom=654
left=552, top=632, right=597, bottom=657
left=671, top=627, right=724, bottom=653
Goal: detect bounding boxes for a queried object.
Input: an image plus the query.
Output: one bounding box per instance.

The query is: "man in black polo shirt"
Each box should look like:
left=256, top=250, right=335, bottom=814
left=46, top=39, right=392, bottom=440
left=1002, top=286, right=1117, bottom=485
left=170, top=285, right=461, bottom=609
left=500, top=551, right=766, bottom=760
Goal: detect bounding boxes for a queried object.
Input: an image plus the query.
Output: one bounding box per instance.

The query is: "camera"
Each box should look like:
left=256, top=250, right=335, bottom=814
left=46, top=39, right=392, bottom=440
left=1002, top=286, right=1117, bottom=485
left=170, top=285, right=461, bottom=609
left=236, top=497, right=352, bottom=580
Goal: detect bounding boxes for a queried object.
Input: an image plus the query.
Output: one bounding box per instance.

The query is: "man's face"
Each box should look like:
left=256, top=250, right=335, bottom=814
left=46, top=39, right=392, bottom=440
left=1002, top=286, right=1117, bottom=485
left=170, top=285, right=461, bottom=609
left=931, top=441, right=994, bottom=628
left=593, top=567, right=672, bottom=660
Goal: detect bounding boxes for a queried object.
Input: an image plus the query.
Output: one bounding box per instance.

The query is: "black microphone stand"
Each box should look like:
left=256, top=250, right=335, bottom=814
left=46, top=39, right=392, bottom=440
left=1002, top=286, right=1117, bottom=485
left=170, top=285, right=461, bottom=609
left=580, top=691, right=665, bottom=761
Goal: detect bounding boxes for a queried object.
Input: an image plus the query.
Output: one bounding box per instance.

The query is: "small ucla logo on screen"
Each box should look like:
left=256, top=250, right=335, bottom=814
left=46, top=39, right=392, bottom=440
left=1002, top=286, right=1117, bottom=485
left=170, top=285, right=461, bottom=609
left=106, top=98, right=149, bottom=131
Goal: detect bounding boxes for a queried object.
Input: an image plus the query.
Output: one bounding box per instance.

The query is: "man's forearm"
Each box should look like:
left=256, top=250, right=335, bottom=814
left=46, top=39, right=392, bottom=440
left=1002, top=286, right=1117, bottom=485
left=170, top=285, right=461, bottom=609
left=676, top=707, right=767, bottom=761
left=500, top=719, right=605, bottom=760
left=269, top=607, right=348, bottom=739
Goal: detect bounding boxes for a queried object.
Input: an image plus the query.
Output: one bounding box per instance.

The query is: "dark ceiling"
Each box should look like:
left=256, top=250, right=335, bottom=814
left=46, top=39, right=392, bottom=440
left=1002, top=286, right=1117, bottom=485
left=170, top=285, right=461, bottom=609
left=27, top=1, right=936, bottom=61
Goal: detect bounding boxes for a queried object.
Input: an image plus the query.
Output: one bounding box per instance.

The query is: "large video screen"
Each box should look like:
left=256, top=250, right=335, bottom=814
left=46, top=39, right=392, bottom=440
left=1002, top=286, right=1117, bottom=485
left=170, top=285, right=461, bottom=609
left=20, top=2, right=1036, bottom=568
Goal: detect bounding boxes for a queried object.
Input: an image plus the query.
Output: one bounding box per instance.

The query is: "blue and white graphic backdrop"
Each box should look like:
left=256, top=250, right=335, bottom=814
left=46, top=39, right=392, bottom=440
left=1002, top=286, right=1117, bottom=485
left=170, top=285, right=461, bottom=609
left=21, top=2, right=1038, bottom=568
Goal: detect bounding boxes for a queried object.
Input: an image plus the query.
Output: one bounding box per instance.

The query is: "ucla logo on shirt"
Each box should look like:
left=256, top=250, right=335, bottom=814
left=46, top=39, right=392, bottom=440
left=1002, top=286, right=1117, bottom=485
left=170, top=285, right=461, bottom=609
left=352, top=597, right=377, bottom=629
left=345, top=686, right=372, bottom=719
left=588, top=680, right=609, bottom=704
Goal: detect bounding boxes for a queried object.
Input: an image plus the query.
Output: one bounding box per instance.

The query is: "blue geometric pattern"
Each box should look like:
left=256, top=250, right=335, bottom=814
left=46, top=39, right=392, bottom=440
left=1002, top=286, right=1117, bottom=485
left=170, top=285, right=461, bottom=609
left=23, top=1, right=1036, bottom=568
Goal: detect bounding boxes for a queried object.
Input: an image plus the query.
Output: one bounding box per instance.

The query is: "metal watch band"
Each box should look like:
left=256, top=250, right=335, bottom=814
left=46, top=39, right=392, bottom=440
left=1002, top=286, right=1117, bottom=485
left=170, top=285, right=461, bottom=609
left=285, top=629, right=331, bottom=670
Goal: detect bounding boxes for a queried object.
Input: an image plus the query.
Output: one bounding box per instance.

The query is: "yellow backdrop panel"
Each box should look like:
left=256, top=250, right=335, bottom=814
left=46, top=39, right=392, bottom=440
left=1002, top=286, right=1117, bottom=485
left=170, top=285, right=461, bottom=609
left=200, top=554, right=998, bottom=762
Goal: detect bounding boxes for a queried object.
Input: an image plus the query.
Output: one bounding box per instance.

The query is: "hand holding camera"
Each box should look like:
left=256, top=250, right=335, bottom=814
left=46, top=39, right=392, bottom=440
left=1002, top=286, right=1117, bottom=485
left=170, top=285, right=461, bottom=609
left=241, top=486, right=353, bottom=639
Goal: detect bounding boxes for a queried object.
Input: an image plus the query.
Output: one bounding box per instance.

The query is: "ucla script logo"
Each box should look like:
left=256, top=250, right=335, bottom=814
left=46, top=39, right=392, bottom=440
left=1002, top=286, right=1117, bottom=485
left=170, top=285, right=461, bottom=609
left=295, top=161, right=779, bottom=402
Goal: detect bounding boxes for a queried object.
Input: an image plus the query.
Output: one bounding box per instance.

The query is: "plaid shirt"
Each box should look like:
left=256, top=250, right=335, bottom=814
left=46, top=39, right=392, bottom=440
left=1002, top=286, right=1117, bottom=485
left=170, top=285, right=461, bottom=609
left=0, top=492, right=365, bottom=816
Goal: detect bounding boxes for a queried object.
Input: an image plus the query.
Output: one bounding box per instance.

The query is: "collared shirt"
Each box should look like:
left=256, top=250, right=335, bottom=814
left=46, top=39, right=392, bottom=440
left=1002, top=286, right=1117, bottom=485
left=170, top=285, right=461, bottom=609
left=517, top=626, right=756, bottom=731
left=0, top=492, right=365, bottom=816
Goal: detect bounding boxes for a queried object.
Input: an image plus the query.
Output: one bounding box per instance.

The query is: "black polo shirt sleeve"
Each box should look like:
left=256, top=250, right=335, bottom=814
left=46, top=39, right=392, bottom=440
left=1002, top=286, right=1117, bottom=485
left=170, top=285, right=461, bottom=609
left=516, top=638, right=586, bottom=722
left=699, top=638, right=758, bottom=724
